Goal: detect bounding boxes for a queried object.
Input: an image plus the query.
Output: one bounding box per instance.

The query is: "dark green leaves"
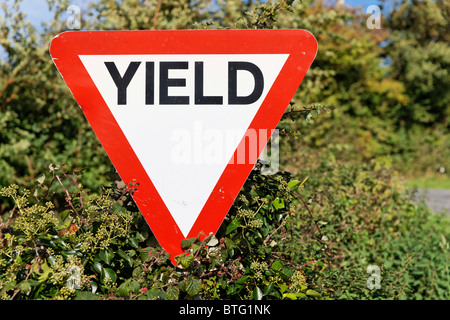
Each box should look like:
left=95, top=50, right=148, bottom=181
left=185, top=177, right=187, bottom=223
left=226, top=219, right=241, bottom=235
left=185, top=277, right=202, bottom=297
left=175, top=254, right=194, bottom=269
left=101, top=268, right=117, bottom=284
left=181, top=237, right=199, bottom=249
left=118, top=279, right=140, bottom=297
left=99, top=249, right=114, bottom=265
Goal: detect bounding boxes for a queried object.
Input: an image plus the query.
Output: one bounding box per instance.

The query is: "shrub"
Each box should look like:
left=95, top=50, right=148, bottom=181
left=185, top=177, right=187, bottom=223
left=0, top=164, right=328, bottom=300
left=2, top=157, right=449, bottom=300
left=284, top=146, right=450, bottom=300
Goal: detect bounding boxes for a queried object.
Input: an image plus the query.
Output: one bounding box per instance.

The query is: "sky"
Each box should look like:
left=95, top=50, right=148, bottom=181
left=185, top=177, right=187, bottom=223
left=12, top=0, right=394, bottom=29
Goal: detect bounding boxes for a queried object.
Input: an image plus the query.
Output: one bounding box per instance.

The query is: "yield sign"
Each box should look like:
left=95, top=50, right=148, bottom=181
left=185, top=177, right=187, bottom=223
left=50, top=30, right=317, bottom=263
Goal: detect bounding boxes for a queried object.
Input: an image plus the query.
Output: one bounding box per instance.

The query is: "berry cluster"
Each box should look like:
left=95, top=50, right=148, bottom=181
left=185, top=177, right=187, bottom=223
left=1, top=226, right=13, bottom=234
left=29, top=243, right=49, bottom=258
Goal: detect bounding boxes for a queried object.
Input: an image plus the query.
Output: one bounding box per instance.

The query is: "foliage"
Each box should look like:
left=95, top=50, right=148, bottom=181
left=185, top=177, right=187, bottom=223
left=286, top=147, right=450, bottom=299
left=0, top=0, right=111, bottom=197
left=1, top=156, right=449, bottom=300
left=384, top=0, right=450, bottom=126
left=0, top=164, right=328, bottom=300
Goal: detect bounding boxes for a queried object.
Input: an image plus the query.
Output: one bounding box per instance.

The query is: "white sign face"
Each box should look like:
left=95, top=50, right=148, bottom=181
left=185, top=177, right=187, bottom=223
left=80, top=54, right=288, bottom=237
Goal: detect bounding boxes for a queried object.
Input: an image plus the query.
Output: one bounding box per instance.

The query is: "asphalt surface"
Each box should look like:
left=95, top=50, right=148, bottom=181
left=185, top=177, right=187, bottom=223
left=412, top=188, right=450, bottom=216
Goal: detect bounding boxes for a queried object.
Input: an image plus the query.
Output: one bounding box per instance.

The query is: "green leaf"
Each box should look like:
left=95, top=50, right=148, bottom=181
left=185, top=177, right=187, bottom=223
left=93, top=261, right=102, bottom=274
left=19, top=281, right=31, bottom=294
left=283, top=292, right=298, bottom=300
left=99, top=249, right=114, bottom=265
left=264, top=283, right=275, bottom=296
left=174, top=253, right=194, bottom=269
left=278, top=283, right=288, bottom=293
left=281, top=268, right=293, bottom=278
left=37, top=261, right=52, bottom=282
left=252, top=286, right=264, bottom=300
left=118, top=278, right=140, bottom=297
left=101, top=268, right=117, bottom=284
left=117, top=249, right=133, bottom=267
left=129, top=280, right=140, bottom=294
left=186, top=277, right=202, bottom=296
left=139, top=247, right=155, bottom=261
left=181, top=237, right=198, bottom=249
left=288, top=177, right=308, bottom=190
left=178, top=279, right=187, bottom=292
left=237, top=275, right=249, bottom=285
left=167, top=285, right=180, bottom=300
left=58, top=209, right=71, bottom=227
left=146, top=289, right=166, bottom=300
left=271, top=197, right=285, bottom=210
left=128, top=237, right=139, bottom=249
left=271, top=260, right=283, bottom=271
left=287, top=179, right=300, bottom=189
left=226, top=219, right=241, bottom=235
left=225, top=237, right=236, bottom=250
left=306, top=289, right=321, bottom=298
left=132, top=266, right=143, bottom=279
left=118, top=280, right=130, bottom=297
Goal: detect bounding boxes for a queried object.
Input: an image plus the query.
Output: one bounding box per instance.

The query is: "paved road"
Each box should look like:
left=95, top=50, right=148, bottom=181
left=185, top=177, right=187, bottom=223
left=412, top=188, right=450, bottom=216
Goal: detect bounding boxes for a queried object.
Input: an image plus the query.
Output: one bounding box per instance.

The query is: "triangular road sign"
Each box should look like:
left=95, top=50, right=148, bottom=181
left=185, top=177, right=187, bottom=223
left=50, top=30, right=317, bottom=263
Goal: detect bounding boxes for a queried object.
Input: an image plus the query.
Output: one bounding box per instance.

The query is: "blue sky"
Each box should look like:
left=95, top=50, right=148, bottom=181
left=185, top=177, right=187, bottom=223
left=12, top=0, right=394, bottom=28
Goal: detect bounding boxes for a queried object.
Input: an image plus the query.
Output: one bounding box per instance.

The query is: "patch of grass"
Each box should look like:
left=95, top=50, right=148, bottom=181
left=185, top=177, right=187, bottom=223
left=405, top=173, right=450, bottom=190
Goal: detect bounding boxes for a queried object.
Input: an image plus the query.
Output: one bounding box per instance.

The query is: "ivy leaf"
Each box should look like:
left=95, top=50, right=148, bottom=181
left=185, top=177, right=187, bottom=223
left=99, top=249, right=114, bottom=265
left=237, top=275, right=249, bottom=285
left=101, top=268, right=117, bottom=284
left=128, top=237, right=139, bottom=249
left=283, top=292, right=298, bottom=300
left=288, top=177, right=308, bottom=190
left=117, top=249, right=133, bottom=267
left=251, top=286, right=264, bottom=300
left=93, top=261, right=102, bottom=274
left=271, top=260, right=283, bottom=271
left=287, top=179, right=300, bottom=189
left=278, top=283, right=288, bottom=293
left=186, top=277, right=202, bottom=296
left=37, top=261, right=52, bottom=282
left=271, top=197, right=285, bottom=210
left=264, top=283, right=274, bottom=295
left=226, top=219, right=241, bottom=235
left=306, top=289, right=321, bottom=298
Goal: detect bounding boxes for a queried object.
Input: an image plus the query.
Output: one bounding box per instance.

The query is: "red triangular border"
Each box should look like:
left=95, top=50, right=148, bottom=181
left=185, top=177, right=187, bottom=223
left=50, top=30, right=317, bottom=263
